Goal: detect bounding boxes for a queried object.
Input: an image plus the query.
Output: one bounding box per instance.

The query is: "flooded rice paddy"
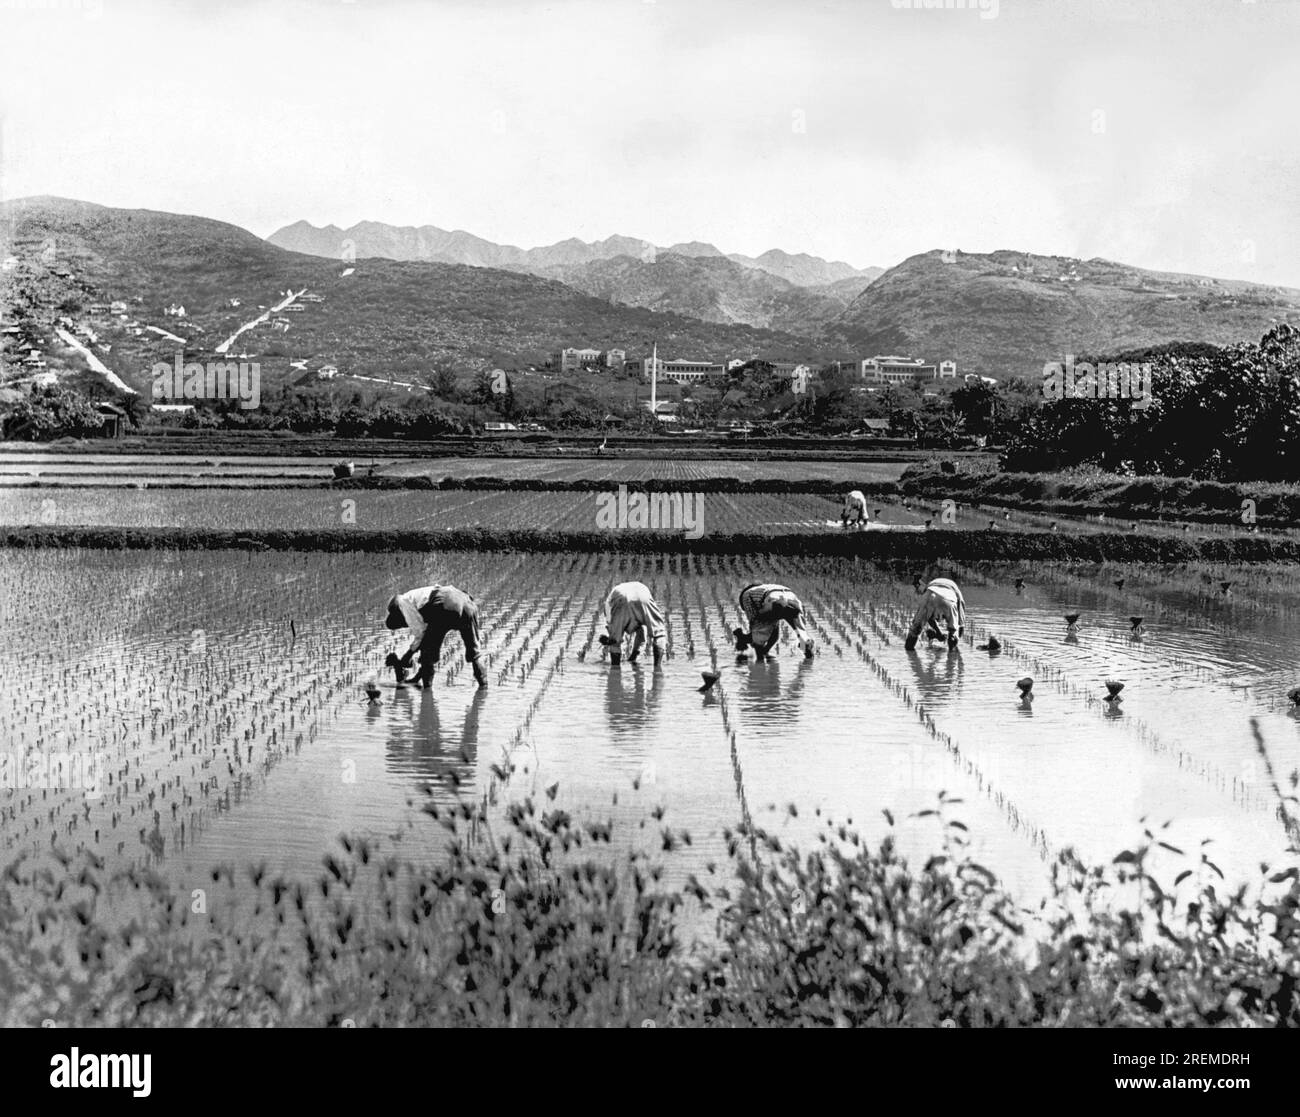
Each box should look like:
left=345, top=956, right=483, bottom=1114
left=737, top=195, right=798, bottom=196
left=2, top=548, right=1298, bottom=912
left=4, top=486, right=1296, bottom=541
left=0, top=453, right=908, bottom=487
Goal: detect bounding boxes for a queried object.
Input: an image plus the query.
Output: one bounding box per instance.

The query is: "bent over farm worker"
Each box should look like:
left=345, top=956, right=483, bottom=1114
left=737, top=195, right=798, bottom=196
left=385, top=584, right=488, bottom=688
left=904, top=577, right=967, bottom=651
left=599, top=580, right=667, bottom=667
left=841, top=489, right=868, bottom=527
left=734, top=583, right=815, bottom=660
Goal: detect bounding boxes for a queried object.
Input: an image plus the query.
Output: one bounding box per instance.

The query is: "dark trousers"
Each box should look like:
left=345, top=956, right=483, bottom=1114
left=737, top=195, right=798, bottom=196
left=416, top=588, right=483, bottom=684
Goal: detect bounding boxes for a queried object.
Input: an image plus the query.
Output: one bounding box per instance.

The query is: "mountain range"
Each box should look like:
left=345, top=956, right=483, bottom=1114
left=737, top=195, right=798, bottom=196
left=835, top=249, right=1300, bottom=374
left=267, top=219, right=880, bottom=288
left=3, top=197, right=1299, bottom=404
left=0, top=197, right=812, bottom=399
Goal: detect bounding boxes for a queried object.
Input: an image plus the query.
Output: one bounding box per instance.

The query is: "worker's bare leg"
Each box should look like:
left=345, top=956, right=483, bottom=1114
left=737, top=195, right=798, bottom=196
left=417, top=627, right=448, bottom=687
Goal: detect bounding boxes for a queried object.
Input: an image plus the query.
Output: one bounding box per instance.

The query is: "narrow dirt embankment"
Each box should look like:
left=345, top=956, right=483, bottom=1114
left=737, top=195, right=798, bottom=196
left=1, top=524, right=1295, bottom=562
left=900, top=463, right=1300, bottom=529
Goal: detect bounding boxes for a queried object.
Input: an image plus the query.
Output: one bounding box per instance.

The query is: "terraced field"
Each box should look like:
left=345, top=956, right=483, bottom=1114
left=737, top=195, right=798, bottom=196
left=0, top=488, right=877, bottom=532
left=0, top=453, right=910, bottom=487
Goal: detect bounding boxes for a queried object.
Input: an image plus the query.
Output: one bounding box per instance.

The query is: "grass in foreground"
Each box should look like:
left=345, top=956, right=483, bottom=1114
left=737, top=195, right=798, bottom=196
left=1, top=730, right=1297, bottom=1028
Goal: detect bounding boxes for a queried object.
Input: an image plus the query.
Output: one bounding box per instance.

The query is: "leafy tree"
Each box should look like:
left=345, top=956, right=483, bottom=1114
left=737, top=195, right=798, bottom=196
left=1001, top=326, right=1300, bottom=480
left=950, top=381, right=1000, bottom=438
left=430, top=367, right=458, bottom=399
left=0, top=385, right=104, bottom=440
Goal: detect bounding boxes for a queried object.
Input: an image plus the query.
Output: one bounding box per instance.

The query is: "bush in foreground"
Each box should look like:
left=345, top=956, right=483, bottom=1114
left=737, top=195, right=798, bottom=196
left=2, top=731, right=1296, bottom=1028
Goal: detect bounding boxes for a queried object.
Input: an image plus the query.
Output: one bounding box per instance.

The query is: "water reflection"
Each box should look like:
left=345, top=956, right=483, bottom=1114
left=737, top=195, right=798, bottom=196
left=604, top=664, right=666, bottom=738
left=904, top=646, right=965, bottom=702
left=384, top=688, right=486, bottom=786
left=737, top=657, right=814, bottom=726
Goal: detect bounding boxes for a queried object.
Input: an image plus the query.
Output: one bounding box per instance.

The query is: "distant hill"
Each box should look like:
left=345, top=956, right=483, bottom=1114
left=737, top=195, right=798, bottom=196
left=9, top=200, right=1292, bottom=404
left=828, top=249, right=1300, bottom=377
left=725, top=249, right=882, bottom=288
left=271, top=220, right=657, bottom=274
left=535, top=252, right=868, bottom=333
left=267, top=219, right=880, bottom=289
left=0, top=197, right=820, bottom=399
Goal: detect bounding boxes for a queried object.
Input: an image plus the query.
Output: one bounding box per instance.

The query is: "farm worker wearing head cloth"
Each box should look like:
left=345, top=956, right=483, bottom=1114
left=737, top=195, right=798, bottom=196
left=734, top=583, right=815, bottom=660
left=842, top=490, right=868, bottom=526
left=600, top=581, right=667, bottom=667
left=904, top=577, right=967, bottom=651
left=385, top=584, right=488, bottom=688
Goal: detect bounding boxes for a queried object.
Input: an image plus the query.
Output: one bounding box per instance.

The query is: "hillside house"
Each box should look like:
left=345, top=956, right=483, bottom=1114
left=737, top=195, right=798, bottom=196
left=96, top=401, right=127, bottom=438
left=165, top=303, right=187, bottom=317
left=110, top=300, right=128, bottom=313
left=317, top=365, right=339, bottom=379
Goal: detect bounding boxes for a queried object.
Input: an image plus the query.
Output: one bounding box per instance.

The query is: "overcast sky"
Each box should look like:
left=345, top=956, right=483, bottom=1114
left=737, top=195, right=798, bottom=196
left=3, top=0, right=1298, bottom=284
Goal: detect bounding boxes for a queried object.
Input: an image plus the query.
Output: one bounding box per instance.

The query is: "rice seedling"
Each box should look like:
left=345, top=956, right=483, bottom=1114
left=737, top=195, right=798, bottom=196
left=1, top=543, right=1298, bottom=1026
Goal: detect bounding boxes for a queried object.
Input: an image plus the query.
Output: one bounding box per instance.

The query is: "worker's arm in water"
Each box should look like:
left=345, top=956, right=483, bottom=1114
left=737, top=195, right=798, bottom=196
left=627, top=624, right=645, bottom=662
left=398, top=609, right=426, bottom=665
left=904, top=595, right=939, bottom=650
left=386, top=591, right=428, bottom=665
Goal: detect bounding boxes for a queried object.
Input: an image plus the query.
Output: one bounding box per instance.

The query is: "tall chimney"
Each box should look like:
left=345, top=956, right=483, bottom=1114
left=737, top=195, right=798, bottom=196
left=650, top=341, right=657, bottom=413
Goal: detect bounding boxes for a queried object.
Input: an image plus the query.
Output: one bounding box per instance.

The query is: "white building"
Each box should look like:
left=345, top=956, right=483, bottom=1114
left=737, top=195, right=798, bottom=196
left=862, top=355, right=938, bottom=384
left=651, top=358, right=726, bottom=385
left=554, top=347, right=604, bottom=373
left=938, top=360, right=957, bottom=379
